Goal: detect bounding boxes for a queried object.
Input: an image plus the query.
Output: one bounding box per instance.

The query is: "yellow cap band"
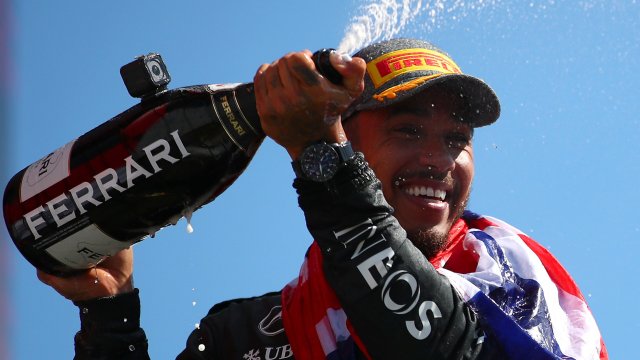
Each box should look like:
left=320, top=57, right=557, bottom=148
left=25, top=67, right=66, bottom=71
left=367, top=48, right=462, bottom=88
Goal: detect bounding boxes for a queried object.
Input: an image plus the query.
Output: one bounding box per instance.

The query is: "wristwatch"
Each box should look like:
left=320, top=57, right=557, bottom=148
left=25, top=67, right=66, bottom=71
left=293, top=141, right=355, bottom=182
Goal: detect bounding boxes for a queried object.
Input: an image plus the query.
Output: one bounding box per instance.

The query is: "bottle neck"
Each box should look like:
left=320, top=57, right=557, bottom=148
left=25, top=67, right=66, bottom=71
left=232, top=83, right=264, bottom=137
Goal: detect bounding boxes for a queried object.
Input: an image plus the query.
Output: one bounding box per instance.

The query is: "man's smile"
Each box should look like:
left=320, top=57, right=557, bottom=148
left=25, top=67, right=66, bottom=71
left=403, top=186, right=446, bottom=201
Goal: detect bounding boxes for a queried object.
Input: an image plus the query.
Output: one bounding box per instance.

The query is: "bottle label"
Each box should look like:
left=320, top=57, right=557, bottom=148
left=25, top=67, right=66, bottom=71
left=19, top=129, right=192, bottom=242
left=43, top=223, right=134, bottom=269
left=20, top=139, right=76, bottom=202
left=208, top=84, right=260, bottom=152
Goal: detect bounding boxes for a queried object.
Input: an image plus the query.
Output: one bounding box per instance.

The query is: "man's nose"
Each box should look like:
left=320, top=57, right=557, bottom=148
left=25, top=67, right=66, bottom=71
left=417, top=139, right=455, bottom=173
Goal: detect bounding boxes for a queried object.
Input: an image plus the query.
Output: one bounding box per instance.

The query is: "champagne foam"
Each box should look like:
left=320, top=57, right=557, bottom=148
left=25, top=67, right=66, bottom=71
left=337, top=0, right=503, bottom=55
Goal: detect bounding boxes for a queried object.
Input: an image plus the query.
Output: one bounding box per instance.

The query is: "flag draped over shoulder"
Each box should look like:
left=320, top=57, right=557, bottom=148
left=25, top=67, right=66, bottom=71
left=281, top=211, right=607, bottom=360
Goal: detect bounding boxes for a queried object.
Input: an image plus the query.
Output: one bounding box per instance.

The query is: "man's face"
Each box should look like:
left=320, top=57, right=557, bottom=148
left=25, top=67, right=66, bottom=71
left=344, top=88, right=475, bottom=258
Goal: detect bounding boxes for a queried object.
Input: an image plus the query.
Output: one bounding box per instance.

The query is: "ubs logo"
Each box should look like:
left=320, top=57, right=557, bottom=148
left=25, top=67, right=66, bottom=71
left=243, top=345, right=293, bottom=360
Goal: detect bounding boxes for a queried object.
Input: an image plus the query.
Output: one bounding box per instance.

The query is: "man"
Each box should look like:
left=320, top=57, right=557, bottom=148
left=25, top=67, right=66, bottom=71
left=39, top=38, right=607, bottom=359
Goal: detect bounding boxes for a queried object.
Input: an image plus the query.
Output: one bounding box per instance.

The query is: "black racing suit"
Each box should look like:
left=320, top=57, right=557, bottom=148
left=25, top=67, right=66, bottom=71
left=72, top=153, right=497, bottom=359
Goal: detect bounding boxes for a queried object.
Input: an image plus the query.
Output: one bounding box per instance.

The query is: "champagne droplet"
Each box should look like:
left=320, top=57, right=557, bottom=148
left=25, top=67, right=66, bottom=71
left=185, top=210, right=194, bottom=234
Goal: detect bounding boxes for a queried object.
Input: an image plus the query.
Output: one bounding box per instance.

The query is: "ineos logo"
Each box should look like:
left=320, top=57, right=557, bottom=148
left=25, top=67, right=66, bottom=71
left=334, top=218, right=444, bottom=341
left=381, top=269, right=443, bottom=340
left=381, top=270, right=420, bottom=315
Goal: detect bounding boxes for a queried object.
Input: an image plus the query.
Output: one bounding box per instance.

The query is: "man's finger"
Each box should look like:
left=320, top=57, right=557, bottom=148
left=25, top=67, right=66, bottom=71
left=287, top=52, right=321, bottom=87
left=329, top=52, right=366, bottom=98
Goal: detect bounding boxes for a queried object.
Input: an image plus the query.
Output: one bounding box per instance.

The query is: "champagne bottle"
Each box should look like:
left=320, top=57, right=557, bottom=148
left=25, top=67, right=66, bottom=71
left=3, top=50, right=340, bottom=276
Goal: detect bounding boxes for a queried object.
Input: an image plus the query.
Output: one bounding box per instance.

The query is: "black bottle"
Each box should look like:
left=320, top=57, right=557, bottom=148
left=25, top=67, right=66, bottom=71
left=4, top=50, right=341, bottom=277
left=3, top=53, right=272, bottom=276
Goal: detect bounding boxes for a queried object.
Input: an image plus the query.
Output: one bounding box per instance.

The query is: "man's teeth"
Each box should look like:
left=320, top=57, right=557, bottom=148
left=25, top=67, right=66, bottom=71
left=404, top=186, right=446, bottom=200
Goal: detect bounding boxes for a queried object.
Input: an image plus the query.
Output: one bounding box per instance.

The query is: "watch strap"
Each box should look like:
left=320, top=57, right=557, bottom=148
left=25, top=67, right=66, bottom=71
left=333, top=141, right=355, bottom=163
left=293, top=152, right=377, bottom=202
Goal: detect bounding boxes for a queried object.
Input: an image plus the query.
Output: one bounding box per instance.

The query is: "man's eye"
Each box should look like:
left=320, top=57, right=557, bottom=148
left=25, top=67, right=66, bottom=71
left=447, top=134, right=471, bottom=148
left=394, top=125, right=421, bottom=136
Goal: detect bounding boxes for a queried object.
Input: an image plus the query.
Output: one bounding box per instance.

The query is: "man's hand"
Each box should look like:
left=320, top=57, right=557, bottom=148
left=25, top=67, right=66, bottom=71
left=37, top=247, right=134, bottom=302
left=254, top=50, right=366, bottom=159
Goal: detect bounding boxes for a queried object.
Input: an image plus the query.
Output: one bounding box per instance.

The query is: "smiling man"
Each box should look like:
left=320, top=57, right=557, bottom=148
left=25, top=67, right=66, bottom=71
left=39, top=38, right=607, bottom=359
left=254, top=38, right=607, bottom=359
left=343, top=90, right=475, bottom=259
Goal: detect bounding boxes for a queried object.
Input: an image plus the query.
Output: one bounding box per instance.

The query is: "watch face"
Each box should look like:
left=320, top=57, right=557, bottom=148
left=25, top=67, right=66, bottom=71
left=300, top=143, right=339, bottom=182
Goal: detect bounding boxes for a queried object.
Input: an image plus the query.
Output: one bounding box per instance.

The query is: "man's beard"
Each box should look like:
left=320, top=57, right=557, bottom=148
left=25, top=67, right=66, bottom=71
left=407, top=192, right=470, bottom=260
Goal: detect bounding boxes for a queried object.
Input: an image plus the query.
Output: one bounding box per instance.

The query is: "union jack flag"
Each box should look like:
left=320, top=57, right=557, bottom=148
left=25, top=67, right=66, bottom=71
left=439, top=211, right=607, bottom=359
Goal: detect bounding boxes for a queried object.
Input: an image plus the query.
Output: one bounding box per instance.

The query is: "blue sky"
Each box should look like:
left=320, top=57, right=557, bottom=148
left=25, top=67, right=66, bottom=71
left=4, top=0, right=639, bottom=358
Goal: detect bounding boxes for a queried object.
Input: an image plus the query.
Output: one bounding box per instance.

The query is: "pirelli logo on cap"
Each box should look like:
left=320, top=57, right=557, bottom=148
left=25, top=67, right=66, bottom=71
left=367, top=48, right=462, bottom=88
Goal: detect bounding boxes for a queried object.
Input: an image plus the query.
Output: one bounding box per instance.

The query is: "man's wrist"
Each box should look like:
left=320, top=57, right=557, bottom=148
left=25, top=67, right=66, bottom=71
left=293, top=152, right=377, bottom=199
left=74, top=288, right=141, bottom=332
left=286, top=122, right=347, bottom=160
left=292, top=141, right=355, bottom=182
left=329, top=152, right=376, bottom=192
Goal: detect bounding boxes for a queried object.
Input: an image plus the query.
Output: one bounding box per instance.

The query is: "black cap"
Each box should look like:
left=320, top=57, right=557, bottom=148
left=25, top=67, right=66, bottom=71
left=344, top=38, right=500, bottom=127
